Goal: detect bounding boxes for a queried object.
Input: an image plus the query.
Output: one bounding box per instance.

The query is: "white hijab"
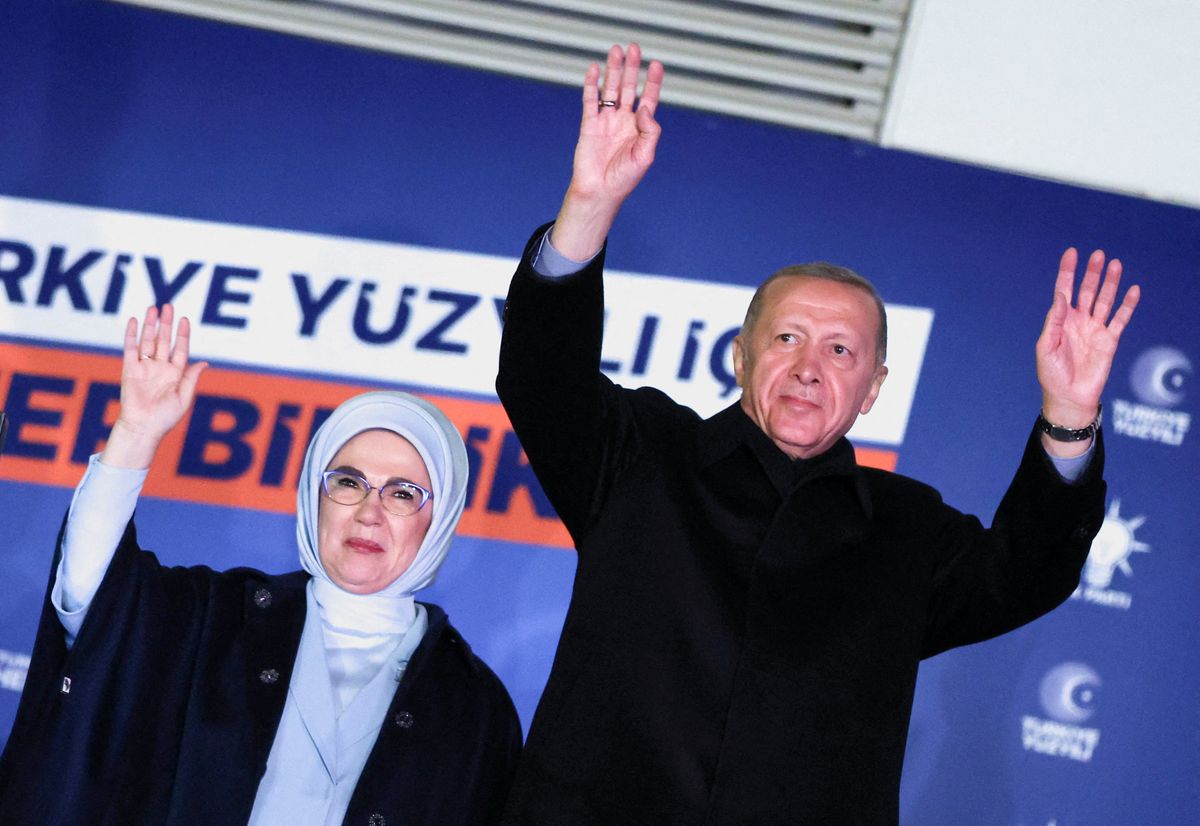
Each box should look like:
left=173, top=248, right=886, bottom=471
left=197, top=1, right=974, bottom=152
left=296, top=390, right=469, bottom=601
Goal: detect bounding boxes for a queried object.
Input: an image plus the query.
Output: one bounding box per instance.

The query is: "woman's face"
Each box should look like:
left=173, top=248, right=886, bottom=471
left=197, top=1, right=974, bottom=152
left=317, top=428, right=434, bottom=594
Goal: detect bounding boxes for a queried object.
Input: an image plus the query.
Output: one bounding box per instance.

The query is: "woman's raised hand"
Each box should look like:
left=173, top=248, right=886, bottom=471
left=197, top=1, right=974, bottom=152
left=101, top=304, right=208, bottom=469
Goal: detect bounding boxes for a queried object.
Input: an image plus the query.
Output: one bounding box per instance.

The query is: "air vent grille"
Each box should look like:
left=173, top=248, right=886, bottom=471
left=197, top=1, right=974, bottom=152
left=110, top=0, right=911, bottom=139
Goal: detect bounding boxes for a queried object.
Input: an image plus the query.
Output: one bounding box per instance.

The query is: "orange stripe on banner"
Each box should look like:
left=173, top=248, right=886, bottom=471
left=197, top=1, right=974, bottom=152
left=854, top=446, right=898, bottom=472
left=0, top=341, right=572, bottom=549
left=1, top=342, right=900, bottom=547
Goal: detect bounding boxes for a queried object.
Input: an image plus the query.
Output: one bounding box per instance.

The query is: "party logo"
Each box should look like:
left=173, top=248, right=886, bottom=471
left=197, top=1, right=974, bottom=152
left=1069, top=498, right=1150, bottom=611
left=1112, top=346, right=1192, bottom=446
left=1021, top=662, right=1102, bottom=762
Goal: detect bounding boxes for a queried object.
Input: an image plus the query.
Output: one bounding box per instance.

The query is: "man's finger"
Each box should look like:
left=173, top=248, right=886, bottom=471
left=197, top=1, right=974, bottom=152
left=1053, top=247, right=1077, bottom=308
left=1106, top=284, right=1141, bottom=340
left=1075, top=249, right=1105, bottom=314
left=637, top=60, right=665, bottom=120
left=619, top=43, right=641, bottom=111
left=1091, top=257, right=1122, bottom=322
left=601, top=44, right=623, bottom=105
left=581, top=61, right=600, bottom=123
left=1038, top=287, right=1067, bottom=348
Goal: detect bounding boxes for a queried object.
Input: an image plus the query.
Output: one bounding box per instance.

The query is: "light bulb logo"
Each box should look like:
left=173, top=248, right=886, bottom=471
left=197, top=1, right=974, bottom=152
left=1083, top=499, right=1150, bottom=589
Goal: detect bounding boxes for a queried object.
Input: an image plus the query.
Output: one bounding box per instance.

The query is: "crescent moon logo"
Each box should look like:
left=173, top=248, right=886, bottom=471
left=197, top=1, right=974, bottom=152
left=1039, top=662, right=1101, bottom=724
left=1130, top=347, right=1192, bottom=408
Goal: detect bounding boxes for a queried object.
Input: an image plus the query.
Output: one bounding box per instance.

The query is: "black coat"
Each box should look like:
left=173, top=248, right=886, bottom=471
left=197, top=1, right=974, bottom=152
left=495, top=226, right=1106, bottom=824
left=0, top=520, right=521, bottom=826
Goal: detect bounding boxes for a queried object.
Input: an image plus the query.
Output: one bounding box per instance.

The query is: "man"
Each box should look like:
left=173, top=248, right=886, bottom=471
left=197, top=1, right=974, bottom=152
left=496, top=45, right=1139, bottom=823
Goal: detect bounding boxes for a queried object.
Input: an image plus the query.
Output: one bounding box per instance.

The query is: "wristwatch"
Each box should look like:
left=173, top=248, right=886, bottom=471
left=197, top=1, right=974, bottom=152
left=1036, top=404, right=1102, bottom=442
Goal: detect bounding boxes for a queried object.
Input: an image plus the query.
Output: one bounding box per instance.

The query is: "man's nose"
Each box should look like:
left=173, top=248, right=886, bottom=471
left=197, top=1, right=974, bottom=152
left=792, top=348, right=821, bottom=383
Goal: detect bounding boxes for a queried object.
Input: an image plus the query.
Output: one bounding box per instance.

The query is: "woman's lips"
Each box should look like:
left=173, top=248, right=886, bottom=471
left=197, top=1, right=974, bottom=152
left=346, top=537, right=385, bottom=554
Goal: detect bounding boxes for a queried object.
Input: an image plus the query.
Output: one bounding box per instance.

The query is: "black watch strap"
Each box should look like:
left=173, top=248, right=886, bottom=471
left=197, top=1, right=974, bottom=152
left=1036, top=404, right=1103, bottom=442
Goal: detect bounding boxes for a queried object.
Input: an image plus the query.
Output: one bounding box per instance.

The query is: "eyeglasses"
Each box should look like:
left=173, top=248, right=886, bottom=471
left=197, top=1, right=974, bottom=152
left=320, top=470, right=433, bottom=517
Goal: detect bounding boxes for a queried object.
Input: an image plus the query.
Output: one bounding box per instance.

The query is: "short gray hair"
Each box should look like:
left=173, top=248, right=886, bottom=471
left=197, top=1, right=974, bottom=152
left=741, top=263, right=888, bottom=365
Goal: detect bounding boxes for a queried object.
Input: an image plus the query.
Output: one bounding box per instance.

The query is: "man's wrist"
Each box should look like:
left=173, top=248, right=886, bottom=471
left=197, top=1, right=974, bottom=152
left=533, top=228, right=596, bottom=278
left=550, top=190, right=619, bottom=261
left=1037, top=404, right=1103, bottom=443
left=1045, top=439, right=1094, bottom=482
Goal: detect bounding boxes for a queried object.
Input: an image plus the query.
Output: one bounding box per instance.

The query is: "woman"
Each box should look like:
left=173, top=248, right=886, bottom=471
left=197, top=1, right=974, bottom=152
left=0, top=305, right=521, bottom=824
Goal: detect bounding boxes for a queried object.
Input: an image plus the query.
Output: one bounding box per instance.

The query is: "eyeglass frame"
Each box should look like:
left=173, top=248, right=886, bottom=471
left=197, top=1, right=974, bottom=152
left=319, top=469, right=433, bottom=517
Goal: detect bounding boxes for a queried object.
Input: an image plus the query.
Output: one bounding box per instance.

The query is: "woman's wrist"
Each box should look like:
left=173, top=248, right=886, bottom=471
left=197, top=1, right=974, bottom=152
left=99, top=418, right=162, bottom=470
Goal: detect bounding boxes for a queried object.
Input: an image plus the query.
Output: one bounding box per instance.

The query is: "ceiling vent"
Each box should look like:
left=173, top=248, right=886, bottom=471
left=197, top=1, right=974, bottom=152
left=109, top=0, right=912, bottom=140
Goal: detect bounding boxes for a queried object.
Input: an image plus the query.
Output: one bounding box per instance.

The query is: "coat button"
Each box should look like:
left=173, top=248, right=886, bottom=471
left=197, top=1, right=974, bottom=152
left=1073, top=522, right=1097, bottom=542
left=259, top=668, right=280, bottom=685
left=368, top=814, right=386, bottom=826
left=393, top=711, right=415, bottom=729
left=253, top=588, right=273, bottom=608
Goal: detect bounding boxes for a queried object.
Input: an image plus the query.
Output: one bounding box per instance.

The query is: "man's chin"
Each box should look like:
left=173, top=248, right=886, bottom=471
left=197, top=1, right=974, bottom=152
left=766, top=424, right=827, bottom=460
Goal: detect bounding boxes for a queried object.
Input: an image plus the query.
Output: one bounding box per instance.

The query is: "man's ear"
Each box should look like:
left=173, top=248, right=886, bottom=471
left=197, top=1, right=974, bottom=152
left=859, top=365, right=888, bottom=415
left=732, top=335, right=746, bottom=387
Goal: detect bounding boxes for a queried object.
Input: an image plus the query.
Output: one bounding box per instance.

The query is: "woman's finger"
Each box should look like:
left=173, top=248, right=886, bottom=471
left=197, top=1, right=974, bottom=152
left=171, top=315, right=192, bottom=368
left=155, top=304, right=175, bottom=360
left=138, top=305, right=159, bottom=360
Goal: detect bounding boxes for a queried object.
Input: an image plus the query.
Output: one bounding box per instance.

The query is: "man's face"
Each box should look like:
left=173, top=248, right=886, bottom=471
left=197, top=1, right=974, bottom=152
left=733, top=276, right=887, bottom=460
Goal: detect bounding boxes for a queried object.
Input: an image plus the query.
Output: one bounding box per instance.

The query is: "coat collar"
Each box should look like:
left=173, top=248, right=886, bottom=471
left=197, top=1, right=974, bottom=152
left=696, top=401, right=873, bottom=519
